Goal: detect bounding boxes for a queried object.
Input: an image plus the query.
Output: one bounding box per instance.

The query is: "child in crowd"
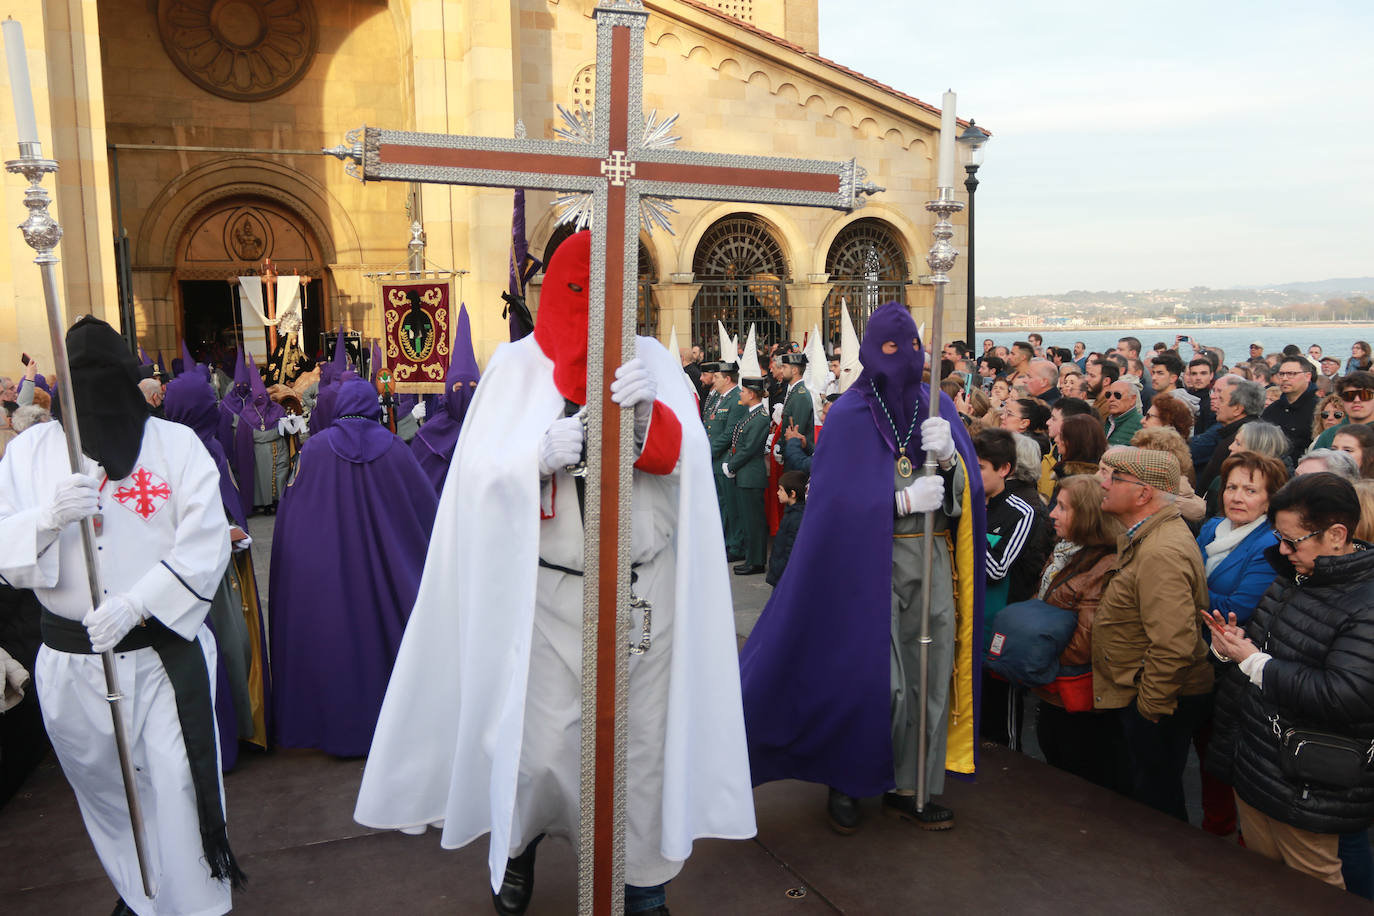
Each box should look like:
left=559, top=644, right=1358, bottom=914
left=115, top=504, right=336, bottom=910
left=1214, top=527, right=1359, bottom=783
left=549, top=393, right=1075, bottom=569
left=766, top=469, right=808, bottom=587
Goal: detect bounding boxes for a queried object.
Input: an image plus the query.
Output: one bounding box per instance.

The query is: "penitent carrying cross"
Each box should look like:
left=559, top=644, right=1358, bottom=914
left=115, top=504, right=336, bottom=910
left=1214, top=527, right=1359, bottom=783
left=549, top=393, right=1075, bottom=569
left=324, top=2, right=879, bottom=912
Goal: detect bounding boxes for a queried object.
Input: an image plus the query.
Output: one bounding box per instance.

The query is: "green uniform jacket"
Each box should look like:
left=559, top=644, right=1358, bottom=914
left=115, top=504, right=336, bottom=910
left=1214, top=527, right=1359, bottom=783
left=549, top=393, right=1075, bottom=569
left=780, top=380, right=815, bottom=452
left=701, top=388, right=720, bottom=422
left=708, top=387, right=746, bottom=461
left=727, top=405, right=770, bottom=488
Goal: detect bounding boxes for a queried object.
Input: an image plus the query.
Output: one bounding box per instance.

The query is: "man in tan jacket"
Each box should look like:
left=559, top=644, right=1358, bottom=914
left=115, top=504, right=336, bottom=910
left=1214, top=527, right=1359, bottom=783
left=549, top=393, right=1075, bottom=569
left=1095, top=446, right=1213, bottom=821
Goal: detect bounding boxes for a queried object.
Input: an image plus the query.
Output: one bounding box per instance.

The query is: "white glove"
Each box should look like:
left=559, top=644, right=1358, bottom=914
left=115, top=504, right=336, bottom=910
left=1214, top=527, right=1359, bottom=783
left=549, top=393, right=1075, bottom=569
left=0, top=646, right=29, bottom=713
left=895, top=474, right=945, bottom=517
left=611, top=358, right=657, bottom=444
left=920, top=417, right=957, bottom=464
left=82, top=593, right=145, bottom=654
left=771, top=403, right=784, bottom=425
left=411, top=401, right=426, bottom=421
left=722, top=461, right=736, bottom=479
left=38, top=473, right=101, bottom=533
left=538, top=416, right=585, bottom=477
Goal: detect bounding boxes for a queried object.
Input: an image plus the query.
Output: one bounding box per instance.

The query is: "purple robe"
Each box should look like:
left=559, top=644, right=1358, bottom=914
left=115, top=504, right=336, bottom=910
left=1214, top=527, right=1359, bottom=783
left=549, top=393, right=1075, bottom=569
left=237, top=353, right=285, bottom=431
left=164, top=373, right=267, bottom=768
left=220, top=351, right=256, bottom=522
left=269, top=378, right=438, bottom=756
left=307, top=328, right=351, bottom=437
left=410, top=303, right=480, bottom=492
left=739, top=303, right=987, bottom=799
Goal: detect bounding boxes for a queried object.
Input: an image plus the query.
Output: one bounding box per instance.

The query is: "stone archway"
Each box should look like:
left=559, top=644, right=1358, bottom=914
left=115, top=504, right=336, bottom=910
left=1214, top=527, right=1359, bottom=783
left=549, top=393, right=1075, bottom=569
left=174, top=196, right=330, bottom=360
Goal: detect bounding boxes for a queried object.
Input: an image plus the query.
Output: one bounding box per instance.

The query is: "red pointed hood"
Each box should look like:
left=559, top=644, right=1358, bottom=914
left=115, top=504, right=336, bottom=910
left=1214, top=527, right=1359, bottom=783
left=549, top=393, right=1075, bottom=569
left=534, top=230, right=591, bottom=404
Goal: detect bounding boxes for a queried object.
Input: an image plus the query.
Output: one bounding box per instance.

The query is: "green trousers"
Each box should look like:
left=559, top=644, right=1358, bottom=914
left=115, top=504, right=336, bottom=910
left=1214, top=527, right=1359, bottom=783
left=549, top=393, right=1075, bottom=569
left=736, top=484, right=766, bottom=567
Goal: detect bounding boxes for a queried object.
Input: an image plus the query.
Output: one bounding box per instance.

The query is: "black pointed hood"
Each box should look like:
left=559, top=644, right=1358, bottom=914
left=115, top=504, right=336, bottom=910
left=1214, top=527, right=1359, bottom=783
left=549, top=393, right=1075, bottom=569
left=65, top=315, right=148, bottom=480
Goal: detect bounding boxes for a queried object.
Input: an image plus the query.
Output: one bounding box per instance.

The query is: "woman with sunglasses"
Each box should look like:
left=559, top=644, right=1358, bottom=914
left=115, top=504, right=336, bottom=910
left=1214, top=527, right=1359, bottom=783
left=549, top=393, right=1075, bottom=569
left=1311, top=394, right=1346, bottom=442
left=1206, top=472, right=1374, bottom=891
left=1194, top=452, right=1287, bottom=838
left=1311, top=371, right=1374, bottom=452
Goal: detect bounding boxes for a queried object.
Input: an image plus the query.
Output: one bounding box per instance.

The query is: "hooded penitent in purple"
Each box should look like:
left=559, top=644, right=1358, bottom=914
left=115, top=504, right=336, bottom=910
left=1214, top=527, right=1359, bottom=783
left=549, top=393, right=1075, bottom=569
left=164, top=374, right=247, bottom=531
left=738, top=302, right=986, bottom=799
left=269, top=376, right=439, bottom=756
left=410, top=304, right=480, bottom=492
left=237, top=353, right=285, bottom=431
left=164, top=371, right=268, bottom=770
left=308, top=328, right=352, bottom=436
left=218, top=350, right=256, bottom=523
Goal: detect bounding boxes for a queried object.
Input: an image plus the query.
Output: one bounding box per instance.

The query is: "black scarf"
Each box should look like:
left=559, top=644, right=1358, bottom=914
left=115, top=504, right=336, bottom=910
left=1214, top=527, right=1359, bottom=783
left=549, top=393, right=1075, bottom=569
left=65, top=316, right=149, bottom=480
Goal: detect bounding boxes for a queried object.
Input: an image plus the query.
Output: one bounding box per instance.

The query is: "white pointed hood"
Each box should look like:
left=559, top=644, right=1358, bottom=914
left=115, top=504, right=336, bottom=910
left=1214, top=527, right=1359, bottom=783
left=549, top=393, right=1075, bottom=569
left=717, top=321, right=738, bottom=366
left=803, top=324, right=828, bottom=418
left=837, top=299, right=863, bottom=394
left=668, top=323, right=682, bottom=362
left=740, top=324, right=762, bottom=380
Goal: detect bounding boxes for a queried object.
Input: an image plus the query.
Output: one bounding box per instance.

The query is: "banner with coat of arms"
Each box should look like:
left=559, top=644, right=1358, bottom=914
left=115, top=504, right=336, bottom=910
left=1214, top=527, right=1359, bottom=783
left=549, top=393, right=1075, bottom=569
left=380, top=279, right=453, bottom=393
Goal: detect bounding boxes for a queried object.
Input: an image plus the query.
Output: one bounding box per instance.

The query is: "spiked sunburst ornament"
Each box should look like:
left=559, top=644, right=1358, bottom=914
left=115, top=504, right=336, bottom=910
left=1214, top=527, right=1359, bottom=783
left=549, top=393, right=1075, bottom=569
left=552, top=105, right=682, bottom=235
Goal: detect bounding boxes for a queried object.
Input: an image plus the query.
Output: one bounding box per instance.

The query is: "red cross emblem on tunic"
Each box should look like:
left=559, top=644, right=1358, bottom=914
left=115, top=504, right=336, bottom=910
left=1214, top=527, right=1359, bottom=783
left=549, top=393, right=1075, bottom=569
left=112, top=467, right=172, bottom=521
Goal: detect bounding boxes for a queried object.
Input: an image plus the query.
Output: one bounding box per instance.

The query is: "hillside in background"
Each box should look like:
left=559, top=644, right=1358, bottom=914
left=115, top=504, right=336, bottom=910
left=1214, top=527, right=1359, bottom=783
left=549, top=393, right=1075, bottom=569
left=976, top=278, right=1374, bottom=326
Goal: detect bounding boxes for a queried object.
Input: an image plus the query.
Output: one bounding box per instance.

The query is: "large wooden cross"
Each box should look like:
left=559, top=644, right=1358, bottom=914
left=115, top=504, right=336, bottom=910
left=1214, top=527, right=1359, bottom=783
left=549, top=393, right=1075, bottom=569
left=325, top=2, right=876, bottom=912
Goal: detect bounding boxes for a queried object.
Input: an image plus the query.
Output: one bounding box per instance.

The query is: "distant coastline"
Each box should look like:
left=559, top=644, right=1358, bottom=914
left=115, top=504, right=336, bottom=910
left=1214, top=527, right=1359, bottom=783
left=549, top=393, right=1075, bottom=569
left=976, top=320, right=1374, bottom=334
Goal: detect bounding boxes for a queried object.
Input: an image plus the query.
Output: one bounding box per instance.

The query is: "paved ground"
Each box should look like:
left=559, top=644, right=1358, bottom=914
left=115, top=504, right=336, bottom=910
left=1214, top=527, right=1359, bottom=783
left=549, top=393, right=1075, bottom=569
left=2, top=515, right=1361, bottom=912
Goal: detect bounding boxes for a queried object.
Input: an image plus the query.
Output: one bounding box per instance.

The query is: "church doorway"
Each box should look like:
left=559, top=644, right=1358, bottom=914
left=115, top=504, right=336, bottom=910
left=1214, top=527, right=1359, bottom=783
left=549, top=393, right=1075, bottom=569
left=690, top=214, right=789, bottom=357
left=822, top=218, right=909, bottom=349
left=174, top=197, right=329, bottom=366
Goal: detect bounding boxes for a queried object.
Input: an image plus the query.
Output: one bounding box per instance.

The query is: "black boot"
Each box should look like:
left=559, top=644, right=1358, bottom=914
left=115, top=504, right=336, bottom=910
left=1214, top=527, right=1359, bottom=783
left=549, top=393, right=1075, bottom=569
left=882, top=792, right=955, bottom=830
left=826, top=787, right=860, bottom=834
left=492, top=834, right=544, bottom=916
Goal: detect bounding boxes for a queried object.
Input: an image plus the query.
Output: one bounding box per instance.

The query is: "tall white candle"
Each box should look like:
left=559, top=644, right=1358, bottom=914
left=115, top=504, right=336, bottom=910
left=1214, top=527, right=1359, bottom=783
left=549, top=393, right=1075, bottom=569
left=3, top=19, right=39, bottom=145
left=937, top=89, right=956, bottom=190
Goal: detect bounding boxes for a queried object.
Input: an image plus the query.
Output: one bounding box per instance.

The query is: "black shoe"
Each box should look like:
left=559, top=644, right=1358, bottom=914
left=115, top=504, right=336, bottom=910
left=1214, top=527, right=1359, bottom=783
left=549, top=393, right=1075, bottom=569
left=492, top=834, right=543, bottom=915
left=882, top=792, right=955, bottom=830
left=733, top=564, right=765, bottom=575
left=826, top=787, right=860, bottom=835
left=726, top=552, right=744, bottom=562
left=110, top=900, right=135, bottom=916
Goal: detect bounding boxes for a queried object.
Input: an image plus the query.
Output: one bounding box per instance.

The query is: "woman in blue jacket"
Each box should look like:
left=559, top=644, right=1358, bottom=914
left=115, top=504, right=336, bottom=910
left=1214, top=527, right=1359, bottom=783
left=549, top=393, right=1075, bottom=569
left=1194, top=450, right=1287, bottom=838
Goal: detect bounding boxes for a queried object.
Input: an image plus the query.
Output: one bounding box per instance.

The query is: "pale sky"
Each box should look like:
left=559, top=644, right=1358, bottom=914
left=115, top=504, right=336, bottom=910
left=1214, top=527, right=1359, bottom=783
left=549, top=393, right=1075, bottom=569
left=818, top=0, right=1374, bottom=297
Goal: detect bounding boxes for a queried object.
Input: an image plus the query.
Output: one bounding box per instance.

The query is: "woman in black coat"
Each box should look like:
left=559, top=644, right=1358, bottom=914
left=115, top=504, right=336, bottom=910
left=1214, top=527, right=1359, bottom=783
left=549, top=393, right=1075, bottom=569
left=1205, top=472, right=1374, bottom=890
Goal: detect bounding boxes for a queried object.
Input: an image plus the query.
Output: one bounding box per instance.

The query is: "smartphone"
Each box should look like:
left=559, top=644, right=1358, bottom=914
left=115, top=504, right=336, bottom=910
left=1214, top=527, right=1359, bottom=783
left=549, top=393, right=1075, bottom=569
left=20, top=353, right=29, bottom=365
left=1178, top=335, right=1189, bottom=342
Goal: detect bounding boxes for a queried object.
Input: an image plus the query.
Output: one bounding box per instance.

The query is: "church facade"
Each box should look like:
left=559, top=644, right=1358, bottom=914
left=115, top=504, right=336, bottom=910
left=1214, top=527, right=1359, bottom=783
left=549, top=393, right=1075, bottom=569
left=1, top=0, right=974, bottom=370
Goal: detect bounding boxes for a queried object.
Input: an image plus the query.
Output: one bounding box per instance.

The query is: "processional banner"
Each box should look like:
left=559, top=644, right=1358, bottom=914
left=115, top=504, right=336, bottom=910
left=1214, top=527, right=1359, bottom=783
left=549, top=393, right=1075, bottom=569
left=380, top=279, right=453, bottom=393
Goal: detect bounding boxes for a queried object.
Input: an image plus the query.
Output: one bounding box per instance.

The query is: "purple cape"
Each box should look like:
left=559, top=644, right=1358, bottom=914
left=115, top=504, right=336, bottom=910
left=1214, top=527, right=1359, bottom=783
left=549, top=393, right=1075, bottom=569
left=410, top=304, right=480, bottom=492
left=269, top=378, right=438, bottom=756
left=738, top=303, right=986, bottom=799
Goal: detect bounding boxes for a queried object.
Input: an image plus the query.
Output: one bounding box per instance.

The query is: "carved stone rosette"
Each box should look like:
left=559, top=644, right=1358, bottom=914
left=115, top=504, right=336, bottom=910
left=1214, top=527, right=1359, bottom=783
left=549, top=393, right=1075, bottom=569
left=157, top=0, right=319, bottom=102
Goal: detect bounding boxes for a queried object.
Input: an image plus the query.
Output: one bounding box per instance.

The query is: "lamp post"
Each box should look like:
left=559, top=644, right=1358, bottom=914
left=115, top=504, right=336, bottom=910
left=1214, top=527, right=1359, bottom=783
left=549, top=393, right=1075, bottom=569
left=957, top=120, right=990, bottom=356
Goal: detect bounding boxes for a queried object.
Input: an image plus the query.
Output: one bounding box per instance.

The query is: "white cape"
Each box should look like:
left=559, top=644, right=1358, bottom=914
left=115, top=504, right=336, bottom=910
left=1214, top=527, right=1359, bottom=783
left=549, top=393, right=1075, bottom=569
left=355, top=334, right=755, bottom=888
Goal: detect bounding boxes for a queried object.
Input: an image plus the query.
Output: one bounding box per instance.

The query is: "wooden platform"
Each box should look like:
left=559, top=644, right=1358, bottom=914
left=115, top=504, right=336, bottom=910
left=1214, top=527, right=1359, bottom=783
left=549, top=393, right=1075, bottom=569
left=1, top=742, right=1366, bottom=914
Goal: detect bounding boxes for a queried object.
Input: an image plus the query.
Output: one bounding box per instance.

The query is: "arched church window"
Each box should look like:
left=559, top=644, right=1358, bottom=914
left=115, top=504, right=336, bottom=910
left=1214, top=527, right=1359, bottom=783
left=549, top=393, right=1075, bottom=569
left=823, top=218, right=909, bottom=348
left=540, top=225, right=659, bottom=336
left=691, top=214, right=790, bottom=357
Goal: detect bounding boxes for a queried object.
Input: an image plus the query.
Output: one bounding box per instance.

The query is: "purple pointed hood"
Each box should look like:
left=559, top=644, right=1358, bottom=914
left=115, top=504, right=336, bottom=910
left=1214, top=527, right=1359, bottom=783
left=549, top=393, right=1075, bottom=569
left=444, top=303, right=480, bottom=423
left=370, top=341, right=385, bottom=385
left=155, top=350, right=167, bottom=379
left=856, top=302, right=926, bottom=450
left=225, top=348, right=252, bottom=412
left=321, top=326, right=349, bottom=388
left=239, top=352, right=286, bottom=429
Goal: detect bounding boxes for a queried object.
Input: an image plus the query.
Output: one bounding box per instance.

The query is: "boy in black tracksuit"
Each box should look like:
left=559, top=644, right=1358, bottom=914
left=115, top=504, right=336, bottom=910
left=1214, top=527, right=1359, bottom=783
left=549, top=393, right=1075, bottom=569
left=766, top=470, right=807, bottom=587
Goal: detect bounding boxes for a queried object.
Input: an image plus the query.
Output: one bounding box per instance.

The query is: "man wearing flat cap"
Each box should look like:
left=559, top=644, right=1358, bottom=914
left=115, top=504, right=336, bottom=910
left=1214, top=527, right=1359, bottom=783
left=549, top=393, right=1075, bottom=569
left=1095, top=446, right=1213, bottom=822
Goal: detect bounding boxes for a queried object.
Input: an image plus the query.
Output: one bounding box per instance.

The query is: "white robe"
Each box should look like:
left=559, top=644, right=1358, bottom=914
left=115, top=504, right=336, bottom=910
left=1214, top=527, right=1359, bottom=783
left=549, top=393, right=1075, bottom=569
left=355, top=335, right=755, bottom=890
left=0, top=419, right=232, bottom=916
